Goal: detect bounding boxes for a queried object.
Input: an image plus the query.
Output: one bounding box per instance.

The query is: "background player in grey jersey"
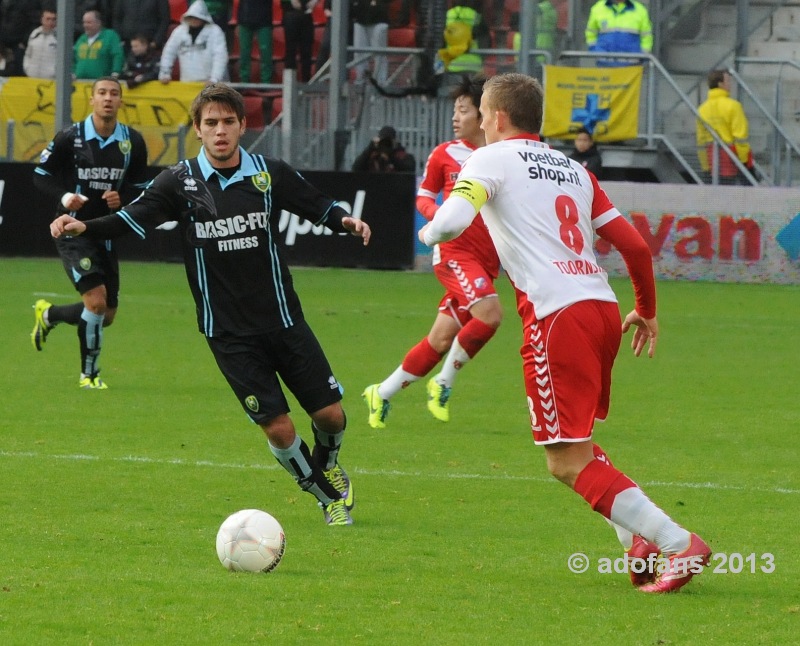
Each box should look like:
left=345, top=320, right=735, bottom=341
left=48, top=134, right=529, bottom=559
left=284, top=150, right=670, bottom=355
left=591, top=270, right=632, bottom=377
left=31, top=76, right=150, bottom=390
left=49, top=83, right=372, bottom=526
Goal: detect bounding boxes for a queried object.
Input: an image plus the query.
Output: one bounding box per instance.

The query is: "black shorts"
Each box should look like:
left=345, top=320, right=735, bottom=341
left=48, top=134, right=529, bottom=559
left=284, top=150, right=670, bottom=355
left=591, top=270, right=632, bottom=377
left=55, top=235, right=120, bottom=308
left=206, top=319, right=343, bottom=424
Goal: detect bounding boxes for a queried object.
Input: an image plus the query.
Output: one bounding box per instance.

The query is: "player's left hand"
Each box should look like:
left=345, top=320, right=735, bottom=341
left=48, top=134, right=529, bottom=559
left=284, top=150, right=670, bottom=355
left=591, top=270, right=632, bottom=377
left=102, top=190, right=121, bottom=210
left=342, top=217, right=371, bottom=246
left=622, top=310, right=658, bottom=358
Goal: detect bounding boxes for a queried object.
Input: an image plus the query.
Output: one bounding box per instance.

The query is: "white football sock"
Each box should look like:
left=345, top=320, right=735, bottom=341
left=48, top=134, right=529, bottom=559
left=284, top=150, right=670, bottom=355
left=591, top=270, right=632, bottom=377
left=379, top=366, right=421, bottom=399
left=610, top=487, right=691, bottom=555
left=436, top=338, right=471, bottom=388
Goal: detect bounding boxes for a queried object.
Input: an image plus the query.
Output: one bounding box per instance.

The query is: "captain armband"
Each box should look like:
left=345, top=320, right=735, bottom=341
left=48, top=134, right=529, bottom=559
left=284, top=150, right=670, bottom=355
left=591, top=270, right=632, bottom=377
left=450, top=179, right=488, bottom=213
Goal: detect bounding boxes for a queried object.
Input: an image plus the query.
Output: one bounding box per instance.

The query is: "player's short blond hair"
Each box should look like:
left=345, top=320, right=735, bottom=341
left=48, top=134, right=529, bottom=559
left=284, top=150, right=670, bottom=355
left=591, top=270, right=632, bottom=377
left=484, top=73, right=543, bottom=134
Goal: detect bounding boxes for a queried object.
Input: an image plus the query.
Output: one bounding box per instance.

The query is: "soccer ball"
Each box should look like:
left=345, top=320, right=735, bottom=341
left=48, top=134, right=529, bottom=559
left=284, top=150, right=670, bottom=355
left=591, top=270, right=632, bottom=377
left=216, top=509, right=286, bottom=573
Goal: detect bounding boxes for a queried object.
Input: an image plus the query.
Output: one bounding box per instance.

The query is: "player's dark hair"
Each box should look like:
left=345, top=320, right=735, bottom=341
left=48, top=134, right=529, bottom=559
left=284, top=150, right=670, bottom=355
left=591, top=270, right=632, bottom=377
left=190, top=83, right=246, bottom=127
left=484, top=73, right=543, bottom=134
left=575, top=126, right=593, bottom=138
left=449, top=73, right=486, bottom=117
left=707, top=69, right=727, bottom=89
left=92, top=76, right=122, bottom=94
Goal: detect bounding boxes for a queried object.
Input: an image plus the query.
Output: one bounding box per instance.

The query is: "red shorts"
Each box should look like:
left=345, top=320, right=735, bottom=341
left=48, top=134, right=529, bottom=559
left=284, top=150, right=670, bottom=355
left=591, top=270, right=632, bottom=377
left=518, top=298, right=622, bottom=445
left=434, top=258, right=498, bottom=327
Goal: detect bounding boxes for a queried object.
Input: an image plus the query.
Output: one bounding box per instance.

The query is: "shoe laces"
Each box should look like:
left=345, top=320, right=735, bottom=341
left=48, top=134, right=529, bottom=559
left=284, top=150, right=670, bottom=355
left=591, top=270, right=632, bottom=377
left=326, top=466, right=348, bottom=494
left=325, top=499, right=350, bottom=525
left=437, top=384, right=452, bottom=406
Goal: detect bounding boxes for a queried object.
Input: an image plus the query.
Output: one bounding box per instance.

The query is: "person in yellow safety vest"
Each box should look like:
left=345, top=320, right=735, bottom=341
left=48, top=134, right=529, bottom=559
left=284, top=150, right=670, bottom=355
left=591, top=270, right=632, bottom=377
left=446, top=1, right=491, bottom=49
left=585, top=0, right=652, bottom=67
left=512, top=0, right=558, bottom=64
left=436, top=21, right=483, bottom=74
left=696, top=69, right=754, bottom=185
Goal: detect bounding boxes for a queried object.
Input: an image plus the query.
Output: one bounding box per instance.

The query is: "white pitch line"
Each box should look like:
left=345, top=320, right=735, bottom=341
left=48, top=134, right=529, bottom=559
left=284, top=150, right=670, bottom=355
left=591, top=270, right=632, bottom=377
left=1, top=450, right=798, bottom=495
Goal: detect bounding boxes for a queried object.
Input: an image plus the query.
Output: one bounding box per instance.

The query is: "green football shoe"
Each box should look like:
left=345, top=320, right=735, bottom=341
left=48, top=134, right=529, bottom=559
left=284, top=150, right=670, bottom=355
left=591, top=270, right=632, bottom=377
left=31, top=299, right=53, bottom=351
left=324, top=464, right=354, bottom=511
left=362, top=384, right=390, bottom=429
left=79, top=376, right=108, bottom=390
left=321, top=498, right=353, bottom=526
left=426, top=378, right=451, bottom=422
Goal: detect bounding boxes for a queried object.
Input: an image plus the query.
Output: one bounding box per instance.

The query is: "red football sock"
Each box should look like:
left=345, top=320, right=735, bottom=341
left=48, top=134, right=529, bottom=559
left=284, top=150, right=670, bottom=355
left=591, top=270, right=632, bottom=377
left=401, top=337, right=444, bottom=377
left=573, top=458, right=637, bottom=519
left=592, top=443, right=614, bottom=466
left=456, top=318, right=497, bottom=358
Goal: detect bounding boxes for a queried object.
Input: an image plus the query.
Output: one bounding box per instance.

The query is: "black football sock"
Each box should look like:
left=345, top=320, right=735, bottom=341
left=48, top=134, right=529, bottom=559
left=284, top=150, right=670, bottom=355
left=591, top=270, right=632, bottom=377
left=48, top=302, right=84, bottom=325
left=269, top=435, right=340, bottom=505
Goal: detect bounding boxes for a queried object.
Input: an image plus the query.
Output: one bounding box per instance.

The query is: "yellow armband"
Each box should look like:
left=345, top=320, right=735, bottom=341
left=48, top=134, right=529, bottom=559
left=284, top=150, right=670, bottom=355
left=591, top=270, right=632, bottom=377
left=450, top=179, right=488, bottom=213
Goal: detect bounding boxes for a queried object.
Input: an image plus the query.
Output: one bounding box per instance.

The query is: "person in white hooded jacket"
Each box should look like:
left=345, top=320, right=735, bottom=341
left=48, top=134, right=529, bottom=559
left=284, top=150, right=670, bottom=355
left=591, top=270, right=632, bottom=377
left=159, top=0, right=228, bottom=84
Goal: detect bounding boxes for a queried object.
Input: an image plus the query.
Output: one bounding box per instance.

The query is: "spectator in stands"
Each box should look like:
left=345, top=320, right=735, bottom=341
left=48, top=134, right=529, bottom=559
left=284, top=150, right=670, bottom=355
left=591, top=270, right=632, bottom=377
left=121, top=34, right=159, bottom=87
left=113, top=0, right=171, bottom=53
left=0, top=46, right=16, bottom=76
left=282, top=0, right=317, bottom=82
left=569, top=126, right=603, bottom=177
left=351, top=0, right=391, bottom=85
left=436, top=20, right=482, bottom=75
left=511, top=0, right=558, bottom=69
left=74, top=9, right=125, bottom=79
left=159, top=0, right=229, bottom=84
left=315, top=0, right=333, bottom=72
left=585, top=0, right=652, bottom=67
left=73, top=1, right=114, bottom=41
left=445, top=0, right=491, bottom=50
left=24, top=7, right=58, bottom=79
left=0, top=0, right=43, bottom=77
left=352, top=125, right=416, bottom=172
left=204, top=0, right=232, bottom=32
left=696, top=69, right=755, bottom=185
left=237, top=0, right=273, bottom=83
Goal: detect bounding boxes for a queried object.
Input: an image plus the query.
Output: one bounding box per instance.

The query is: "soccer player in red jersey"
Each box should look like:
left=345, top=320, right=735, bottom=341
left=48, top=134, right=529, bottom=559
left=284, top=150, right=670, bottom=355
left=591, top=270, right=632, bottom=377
left=363, top=74, right=503, bottom=427
left=420, top=73, right=711, bottom=593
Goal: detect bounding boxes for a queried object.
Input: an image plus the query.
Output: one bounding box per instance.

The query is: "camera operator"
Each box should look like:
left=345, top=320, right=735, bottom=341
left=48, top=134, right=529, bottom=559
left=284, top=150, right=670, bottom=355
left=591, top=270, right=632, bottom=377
left=352, top=126, right=416, bottom=173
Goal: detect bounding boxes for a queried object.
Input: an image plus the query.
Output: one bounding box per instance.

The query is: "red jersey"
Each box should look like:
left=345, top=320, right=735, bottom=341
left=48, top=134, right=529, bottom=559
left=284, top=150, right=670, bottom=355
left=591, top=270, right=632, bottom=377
left=417, top=139, right=500, bottom=278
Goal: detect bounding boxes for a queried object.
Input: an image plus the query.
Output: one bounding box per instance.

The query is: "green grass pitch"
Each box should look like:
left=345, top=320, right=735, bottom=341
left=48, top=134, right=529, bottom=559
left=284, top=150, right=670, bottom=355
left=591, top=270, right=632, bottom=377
left=1, top=257, right=798, bottom=645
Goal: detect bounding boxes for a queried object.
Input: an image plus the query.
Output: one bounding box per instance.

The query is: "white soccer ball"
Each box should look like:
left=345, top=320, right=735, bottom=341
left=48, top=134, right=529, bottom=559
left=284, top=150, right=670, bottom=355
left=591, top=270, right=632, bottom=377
left=216, top=509, right=286, bottom=573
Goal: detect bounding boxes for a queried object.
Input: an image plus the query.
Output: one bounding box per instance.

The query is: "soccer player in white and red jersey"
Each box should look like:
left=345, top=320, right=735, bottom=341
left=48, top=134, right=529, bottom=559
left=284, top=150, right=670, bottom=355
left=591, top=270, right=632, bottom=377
left=420, top=73, right=711, bottom=593
left=362, top=74, right=503, bottom=428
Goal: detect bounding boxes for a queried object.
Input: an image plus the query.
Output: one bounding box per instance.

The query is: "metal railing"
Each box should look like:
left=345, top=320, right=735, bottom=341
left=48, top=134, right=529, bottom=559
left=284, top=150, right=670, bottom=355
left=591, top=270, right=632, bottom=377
left=556, top=50, right=759, bottom=185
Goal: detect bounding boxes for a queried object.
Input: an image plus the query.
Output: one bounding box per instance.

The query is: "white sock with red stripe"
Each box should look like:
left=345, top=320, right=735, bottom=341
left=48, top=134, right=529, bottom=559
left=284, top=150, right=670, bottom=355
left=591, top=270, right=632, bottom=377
left=379, top=337, right=443, bottom=399
left=437, top=318, right=497, bottom=387
left=574, top=458, right=691, bottom=555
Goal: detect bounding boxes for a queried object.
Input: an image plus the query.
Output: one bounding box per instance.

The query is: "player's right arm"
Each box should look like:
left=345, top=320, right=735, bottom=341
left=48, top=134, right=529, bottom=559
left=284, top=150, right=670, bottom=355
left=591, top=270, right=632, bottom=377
left=33, top=128, right=84, bottom=211
left=416, top=145, right=447, bottom=221
left=588, top=173, right=658, bottom=357
left=52, top=168, right=180, bottom=240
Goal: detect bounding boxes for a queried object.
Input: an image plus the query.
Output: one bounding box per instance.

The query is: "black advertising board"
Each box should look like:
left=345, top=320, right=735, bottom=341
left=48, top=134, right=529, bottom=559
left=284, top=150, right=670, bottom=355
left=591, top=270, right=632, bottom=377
left=0, top=163, right=416, bottom=269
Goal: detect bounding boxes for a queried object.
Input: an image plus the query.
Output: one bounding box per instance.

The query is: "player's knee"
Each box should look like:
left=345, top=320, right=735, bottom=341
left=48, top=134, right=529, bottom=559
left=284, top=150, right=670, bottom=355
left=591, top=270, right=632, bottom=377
left=479, top=307, right=503, bottom=329
left=260, top=414, right=296, bottom=447
left=472, top=299, right=503, bottom=329
left=310, top=403, right=345, bottom=433
left=545, top=451, right=581, bottom=487
left=428, top=334, right=454, bottom=354
left=82, top=294, right=108, bottom=315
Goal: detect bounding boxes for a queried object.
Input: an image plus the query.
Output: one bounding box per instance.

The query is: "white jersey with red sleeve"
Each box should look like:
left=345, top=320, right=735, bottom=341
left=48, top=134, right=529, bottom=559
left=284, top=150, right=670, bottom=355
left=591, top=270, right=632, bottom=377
left=454, top=137, right=623, bottom=319
left=418, top=139, right=499, bottom=276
